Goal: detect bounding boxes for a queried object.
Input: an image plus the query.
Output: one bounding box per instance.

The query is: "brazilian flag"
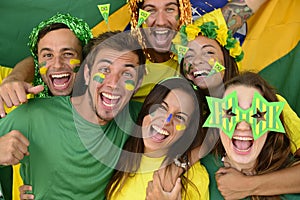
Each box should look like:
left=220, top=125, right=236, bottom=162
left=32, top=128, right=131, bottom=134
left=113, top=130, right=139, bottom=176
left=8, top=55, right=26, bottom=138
left=241, top=0, right=300, bottom=116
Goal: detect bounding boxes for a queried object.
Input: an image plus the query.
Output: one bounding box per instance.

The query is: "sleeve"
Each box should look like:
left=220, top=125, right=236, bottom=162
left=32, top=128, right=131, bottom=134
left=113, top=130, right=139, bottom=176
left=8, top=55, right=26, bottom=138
left=277, top=94, right=300, bottom=153
left=0, top=104, right=30, bottom=138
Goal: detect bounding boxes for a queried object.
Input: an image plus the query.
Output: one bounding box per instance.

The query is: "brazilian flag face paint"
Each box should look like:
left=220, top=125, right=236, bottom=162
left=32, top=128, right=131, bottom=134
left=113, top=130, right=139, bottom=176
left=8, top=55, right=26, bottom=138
left=70, top=59, right=81, bottom=73
left=39, top=61, right=48, bottom=75
left=203, top=91, right=285, bottom=140
left=125, top=80, right=135, bottom=91
left=93, top=73, right=105, bottom=83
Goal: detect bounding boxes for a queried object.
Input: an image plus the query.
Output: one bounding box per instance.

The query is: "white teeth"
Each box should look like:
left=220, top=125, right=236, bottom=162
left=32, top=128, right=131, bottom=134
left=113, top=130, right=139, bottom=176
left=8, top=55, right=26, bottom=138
left=102, top=92, right=120, bottom=100
left=232, top=136, right=253, bottom=141
left=154, top=30, right=168, bottom=35
left=152, top=125, right=169, bottom=136
left=53, top=83, right=66, bottom=87
left=51, top=73, right=70, bottom=78
left=193, top=70, right=209, bottom=77
left=102, top=101, right=116, bottom=107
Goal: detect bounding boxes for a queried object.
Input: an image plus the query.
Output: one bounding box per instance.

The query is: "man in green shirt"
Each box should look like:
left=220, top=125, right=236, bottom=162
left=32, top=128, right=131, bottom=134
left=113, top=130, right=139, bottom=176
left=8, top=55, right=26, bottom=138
left=0, top=31, right=145, bottom=199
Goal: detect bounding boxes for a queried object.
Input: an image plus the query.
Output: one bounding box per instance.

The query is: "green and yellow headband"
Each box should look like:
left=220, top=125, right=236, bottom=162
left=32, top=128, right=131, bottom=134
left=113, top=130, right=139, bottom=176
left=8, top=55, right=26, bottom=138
left=203, top=91, right=285, bottom=140
left=172, top=9, right=244, bottom=63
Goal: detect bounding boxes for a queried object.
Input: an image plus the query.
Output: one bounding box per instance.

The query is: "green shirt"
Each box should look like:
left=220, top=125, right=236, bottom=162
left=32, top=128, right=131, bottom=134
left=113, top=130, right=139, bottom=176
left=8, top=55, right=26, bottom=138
left=201, top=153, right=300, bottom=200
left=0, top=96, right=142, bottom=199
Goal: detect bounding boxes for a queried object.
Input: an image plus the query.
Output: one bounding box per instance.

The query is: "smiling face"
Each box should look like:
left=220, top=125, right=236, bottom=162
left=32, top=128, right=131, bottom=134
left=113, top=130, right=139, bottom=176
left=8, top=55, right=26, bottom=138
left=220, top=85, right=268, bottom=171
left=183, top=35, right=225, bottom=89
left=84, top=48, right=140, bottom=125
left=142, top=0, right=180, bottom=53
left=142, top=88, right=194, bottom=156
left=37, top=28, right=82, bottom=96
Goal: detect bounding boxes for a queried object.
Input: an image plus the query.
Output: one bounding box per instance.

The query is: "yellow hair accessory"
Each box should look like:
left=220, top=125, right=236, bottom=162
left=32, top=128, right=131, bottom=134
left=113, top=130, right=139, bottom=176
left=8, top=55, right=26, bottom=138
left=172, top=9, right=244, bottom=62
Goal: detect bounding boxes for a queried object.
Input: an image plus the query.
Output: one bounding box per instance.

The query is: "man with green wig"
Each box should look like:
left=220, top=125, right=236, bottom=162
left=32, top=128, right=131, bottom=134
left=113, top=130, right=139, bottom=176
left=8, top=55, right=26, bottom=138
left=0, top=13, right=92, bottom=200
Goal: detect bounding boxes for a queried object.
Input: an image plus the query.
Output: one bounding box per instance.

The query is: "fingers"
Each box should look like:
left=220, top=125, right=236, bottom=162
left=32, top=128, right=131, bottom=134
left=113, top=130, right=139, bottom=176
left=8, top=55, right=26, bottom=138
left=0, top=130, right=29, bottom=165
left=171, top=178, right=182, bottom=199
left=26, top=85, right=44, bottom=95
left=19, top=185, right=34, bottom=200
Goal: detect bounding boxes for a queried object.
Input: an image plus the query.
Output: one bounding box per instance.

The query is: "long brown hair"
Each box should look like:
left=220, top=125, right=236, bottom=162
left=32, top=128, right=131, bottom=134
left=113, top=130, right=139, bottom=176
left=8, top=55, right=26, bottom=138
left=106, top=77, right=204, bottom=199
left=215, top=71, right=296, bottom=200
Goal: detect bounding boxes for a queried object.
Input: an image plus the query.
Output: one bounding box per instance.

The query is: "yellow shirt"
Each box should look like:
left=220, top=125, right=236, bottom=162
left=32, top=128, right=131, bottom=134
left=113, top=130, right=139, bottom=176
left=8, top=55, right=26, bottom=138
left=133, top=58, right=180, bottom=102
left=110, top=155, right=209, bottom=200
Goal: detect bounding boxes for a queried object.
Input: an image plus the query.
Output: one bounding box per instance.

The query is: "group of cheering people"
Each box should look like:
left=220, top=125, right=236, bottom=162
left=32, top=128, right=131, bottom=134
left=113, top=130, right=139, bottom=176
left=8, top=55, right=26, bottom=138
left=0, top=0, right=300, bottom=200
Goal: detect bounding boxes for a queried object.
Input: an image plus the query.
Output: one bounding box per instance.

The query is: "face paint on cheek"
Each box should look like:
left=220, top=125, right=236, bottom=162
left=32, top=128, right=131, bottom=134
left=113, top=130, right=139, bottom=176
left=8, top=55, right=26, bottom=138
left=125, top=80, right=135, bottom=91
left=208, top=58, right=215, bottom=66
left=93, top=73, right=105, bottom=83
left=175, top=15, right=179, bottom=21
left=70, top=59, right=81, bottom=73
left=183, top=62, right=192, bottom=76
left=39, top=61, right=48, bottom=75
left=176, top=124, right=186, bottom=131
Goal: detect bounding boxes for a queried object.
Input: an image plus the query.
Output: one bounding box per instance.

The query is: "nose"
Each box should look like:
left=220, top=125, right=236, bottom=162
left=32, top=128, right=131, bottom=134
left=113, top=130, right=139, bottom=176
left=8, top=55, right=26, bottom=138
left=155, top=11, right=168, bottom=26
left=52, top=56, right=65, bottom=69
left=192, top=56, right=205, bottom=66
left=105, top=73, right=119, bottom=89
left=236, top=120, right=251, bottom=131
left=163, top=113, right=173, bottom=126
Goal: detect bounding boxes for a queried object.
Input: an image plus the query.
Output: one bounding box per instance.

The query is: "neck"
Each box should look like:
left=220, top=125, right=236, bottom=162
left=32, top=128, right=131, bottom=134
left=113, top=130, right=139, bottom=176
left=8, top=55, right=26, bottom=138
left=222, top=155, right=256, bottom=175
left=147, top=49, right=172, bottom=63
left=71, top=95, right=108, bottom=126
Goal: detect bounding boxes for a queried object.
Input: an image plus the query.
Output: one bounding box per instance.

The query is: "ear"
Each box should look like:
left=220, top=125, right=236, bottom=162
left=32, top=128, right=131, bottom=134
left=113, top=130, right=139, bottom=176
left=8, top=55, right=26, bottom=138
left=83, top=64, right=90, bottom=85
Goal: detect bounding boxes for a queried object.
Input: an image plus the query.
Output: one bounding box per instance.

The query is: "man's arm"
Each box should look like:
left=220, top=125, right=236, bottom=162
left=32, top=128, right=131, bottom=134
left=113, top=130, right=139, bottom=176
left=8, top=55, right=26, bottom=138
left=0, top=57, right=43, bottom=117
left=221, top=0, right=268, bottom=34
left=216, top=163, right=300, bottom=199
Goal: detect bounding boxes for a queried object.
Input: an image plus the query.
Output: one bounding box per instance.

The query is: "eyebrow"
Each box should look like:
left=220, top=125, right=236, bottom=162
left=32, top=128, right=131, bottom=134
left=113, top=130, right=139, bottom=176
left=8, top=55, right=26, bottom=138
left=96, top=59, right=138, bottom=69
left=142, top=2, right=178, bottom=9
left=39, top=47, right=79, bottom=54
left=162, top=101, right=190, bottom=117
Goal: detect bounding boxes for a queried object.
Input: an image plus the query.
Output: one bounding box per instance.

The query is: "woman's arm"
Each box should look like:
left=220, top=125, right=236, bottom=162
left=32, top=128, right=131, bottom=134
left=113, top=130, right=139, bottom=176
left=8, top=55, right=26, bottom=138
left=216, top=163, right=300, bottom=199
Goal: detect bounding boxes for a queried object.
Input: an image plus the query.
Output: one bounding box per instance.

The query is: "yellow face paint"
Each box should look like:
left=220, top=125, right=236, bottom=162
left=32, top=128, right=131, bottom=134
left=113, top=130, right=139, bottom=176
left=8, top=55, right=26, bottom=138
left=93, top=73, right=105, bottom=83
left=125, top=80, right=135, bottom=91
left=39, top=66, right=48, bottom=75
left=38, top=61, right=48, bottom=75
left=176, top=124, right=186, bottom=131
left=69, top=59, right=81, bottom=65
left=208, top=58, right=215, bottom=66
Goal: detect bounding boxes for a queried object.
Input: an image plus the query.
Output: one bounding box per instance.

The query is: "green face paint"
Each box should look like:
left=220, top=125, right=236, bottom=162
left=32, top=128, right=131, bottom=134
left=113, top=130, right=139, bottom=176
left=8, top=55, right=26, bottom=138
left=175, top=15, right=179, bottom=21
left=125, top=80, right=135, bottom=91
left=93, top=73, right=105, bottom=83
left=73, top=66, right=80, bottom=73
left=203, top=91, right=285, bottom=140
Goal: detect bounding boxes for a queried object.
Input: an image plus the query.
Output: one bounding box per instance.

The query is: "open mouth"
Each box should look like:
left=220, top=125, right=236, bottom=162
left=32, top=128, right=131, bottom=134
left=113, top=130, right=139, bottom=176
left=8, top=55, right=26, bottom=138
left=50, top=73, right=71, bottom=89
left=193, top=70, right=210, bottom=78
left=150, top=125, right=170, bottom=142
left=101, top=92, right=121, bottom=108
left=232, top=136, right=254, bottom=152
left=150, top=28, right=174, bottom=43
